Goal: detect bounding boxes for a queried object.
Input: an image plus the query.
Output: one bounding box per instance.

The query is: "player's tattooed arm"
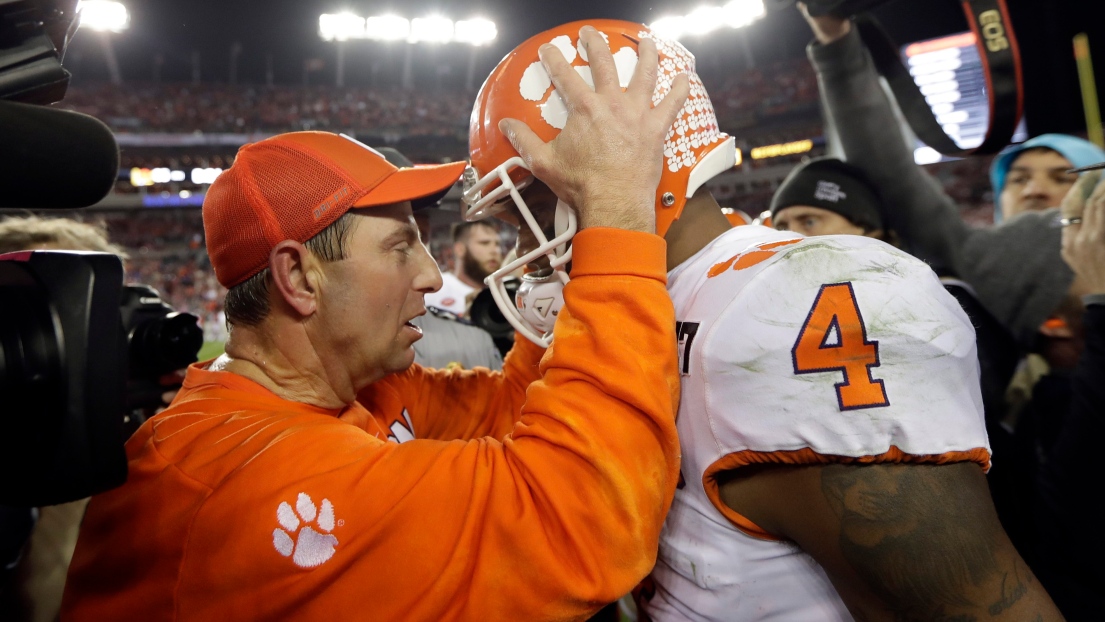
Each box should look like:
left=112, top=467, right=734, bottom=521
left=718, top=462, right=1064, bottom=621
left=818, top=463, right=1062, bottom=621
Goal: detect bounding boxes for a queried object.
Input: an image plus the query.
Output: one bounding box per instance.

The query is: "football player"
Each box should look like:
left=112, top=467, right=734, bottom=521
left=464, top=21, right=1062, bottom=621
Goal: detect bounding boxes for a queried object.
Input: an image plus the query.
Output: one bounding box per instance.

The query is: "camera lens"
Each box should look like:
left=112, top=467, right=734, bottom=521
left=129, top=312, right=203, bottom=377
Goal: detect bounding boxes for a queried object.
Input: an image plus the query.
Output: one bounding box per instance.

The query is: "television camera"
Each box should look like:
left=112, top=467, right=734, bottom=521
left=1, top=0, right=202, bottom=507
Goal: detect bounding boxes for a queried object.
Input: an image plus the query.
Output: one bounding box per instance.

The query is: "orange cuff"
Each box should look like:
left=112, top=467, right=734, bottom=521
left=569, top=228, right=667, bottom=283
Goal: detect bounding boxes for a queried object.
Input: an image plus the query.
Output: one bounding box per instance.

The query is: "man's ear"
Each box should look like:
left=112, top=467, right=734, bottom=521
left=453, top=240, right=467, bottom=260
left=269, top=241, right=319, bottom=317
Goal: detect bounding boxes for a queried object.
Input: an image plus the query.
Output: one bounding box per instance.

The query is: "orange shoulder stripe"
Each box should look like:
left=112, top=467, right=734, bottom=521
left=701, top=445, right=992, bottom=541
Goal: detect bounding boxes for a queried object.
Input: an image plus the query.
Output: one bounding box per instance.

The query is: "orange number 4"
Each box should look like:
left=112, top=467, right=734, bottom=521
left=792, top=283, right=889, bottom=411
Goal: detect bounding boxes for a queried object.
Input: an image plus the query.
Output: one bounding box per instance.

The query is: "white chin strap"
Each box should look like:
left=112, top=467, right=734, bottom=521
left=463, top=157, right=576, bottom=348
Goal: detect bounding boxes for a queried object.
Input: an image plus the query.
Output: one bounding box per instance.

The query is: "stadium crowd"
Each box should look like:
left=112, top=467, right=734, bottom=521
left=711, top=57, right=820, bottom=130
left=59, top=57, right=821, bottom=138
left=58, top=84, right=473, bottom=137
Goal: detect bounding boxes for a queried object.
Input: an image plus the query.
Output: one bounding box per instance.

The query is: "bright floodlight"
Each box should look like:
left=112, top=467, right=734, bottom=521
left=683, top=6, right=726, bottom=36
left=409, top=16, right=454, bottom=43
left=79, top=0, right=129, bottom=32
left=650, top=16, right=685, bottom=40
left=365, top=15, right=411, bottom=41
left=650, top=0, right=766, bottom=40
left=455, top=19, right=497, bottom=46
left=723, top=0, right=766, bottom=28
left=319, top=13, right=366, bottom=41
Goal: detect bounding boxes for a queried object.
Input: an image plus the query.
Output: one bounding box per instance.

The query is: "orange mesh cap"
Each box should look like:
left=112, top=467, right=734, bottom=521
left=203, top=131, right=466, bottom=287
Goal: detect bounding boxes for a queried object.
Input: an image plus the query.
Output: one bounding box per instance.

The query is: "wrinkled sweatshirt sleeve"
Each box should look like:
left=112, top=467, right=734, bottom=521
left=253, top=228, right=681, bottom=621
left=808, top=27, right=1073, bottom=344
left=373, top=332, right=546, bottom=441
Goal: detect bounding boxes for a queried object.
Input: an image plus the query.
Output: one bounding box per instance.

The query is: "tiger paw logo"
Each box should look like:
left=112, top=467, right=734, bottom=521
left=707, top=238, right=801, bottom=278
left=517, top=32, right=639, bottom=130
left=515, top=29, right=724, bottom=175
left=272, top=492, right=339, bottom=568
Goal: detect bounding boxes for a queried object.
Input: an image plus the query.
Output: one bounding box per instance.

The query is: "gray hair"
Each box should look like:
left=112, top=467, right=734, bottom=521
left=223, top=212, right=358, bottom=327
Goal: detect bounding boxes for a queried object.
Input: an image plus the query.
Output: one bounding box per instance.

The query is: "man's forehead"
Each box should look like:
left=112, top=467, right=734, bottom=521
left=1009, top=148, right=1073, bottom=170
left=777, top=205, right=833, bottom=218
left=350, top=202, right=413, bottom=221
left=350, top=204, right=417, bottom=235
left=469, top=224, right=499, bottom=238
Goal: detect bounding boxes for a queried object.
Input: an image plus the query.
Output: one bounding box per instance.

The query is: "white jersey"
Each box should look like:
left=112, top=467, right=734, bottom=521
left=642, top=226, right=990, bottom=621
left=424, top=272, right=477, bottom=317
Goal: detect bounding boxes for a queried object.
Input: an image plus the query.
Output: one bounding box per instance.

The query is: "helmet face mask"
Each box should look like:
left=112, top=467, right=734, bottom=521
left=464, top=18, right=736, bottom=346
left=462, top=156, right=535, bottom=222
left=468, top=157, right=579, bottom=349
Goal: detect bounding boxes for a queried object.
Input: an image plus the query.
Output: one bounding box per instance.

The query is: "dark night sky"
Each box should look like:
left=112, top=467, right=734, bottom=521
left=62, top=0, right=1105, bottom=135
left=66, top=0, right=973, bottom=85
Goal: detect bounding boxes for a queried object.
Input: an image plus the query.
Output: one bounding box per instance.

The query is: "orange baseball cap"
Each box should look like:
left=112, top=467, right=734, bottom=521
left=203, top=131, right=466, bottom=287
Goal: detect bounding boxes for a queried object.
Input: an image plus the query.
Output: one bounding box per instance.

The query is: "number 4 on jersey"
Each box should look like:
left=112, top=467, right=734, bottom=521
left=792, top=282, right=889, bottom=411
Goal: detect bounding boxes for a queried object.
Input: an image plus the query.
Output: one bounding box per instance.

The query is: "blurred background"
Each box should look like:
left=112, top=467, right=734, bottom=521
left=10, top=0, right=1102, bottom=358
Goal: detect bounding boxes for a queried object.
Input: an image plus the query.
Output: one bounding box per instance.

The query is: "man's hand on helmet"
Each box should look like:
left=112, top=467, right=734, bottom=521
left=496, top=26, right=689, bottom=234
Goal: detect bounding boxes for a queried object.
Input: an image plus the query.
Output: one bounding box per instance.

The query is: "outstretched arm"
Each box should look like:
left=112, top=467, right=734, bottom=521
left=800, top=6, right=1073, bottom=342
left=719, top=462, right=1063, bottom=621
left=801, top=8, right=971, bottom=269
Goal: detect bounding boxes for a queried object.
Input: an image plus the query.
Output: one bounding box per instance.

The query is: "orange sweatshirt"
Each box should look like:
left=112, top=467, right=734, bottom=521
left=61, top=228, right=681, bottom=622
left=353, top=330, right=545, bottom=444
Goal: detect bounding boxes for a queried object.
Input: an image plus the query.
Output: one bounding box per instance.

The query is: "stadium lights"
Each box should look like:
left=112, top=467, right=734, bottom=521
left=129, top=167, right=222, bottom=187
left=410, top=16, right=454, bottom=44
left=319, top=13, right=367, bottom=42
left=318, top=13, right=496, bottom=45
left=454, top=19, right=497, bottom=46
left=750, top=139, right=813, bottom=160
left=650, top=0, right=765, bottom=40
left=365, top=15, right=411, bottom=41
left=78, top=0, right=129, bottom=32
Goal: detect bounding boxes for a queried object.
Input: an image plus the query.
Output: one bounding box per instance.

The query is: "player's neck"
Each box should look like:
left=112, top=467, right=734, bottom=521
left=664, top=192, right=732, bottom=271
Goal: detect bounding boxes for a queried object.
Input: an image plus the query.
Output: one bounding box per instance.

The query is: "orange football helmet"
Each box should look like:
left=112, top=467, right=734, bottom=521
left=462, top=19, right=736, bottom=346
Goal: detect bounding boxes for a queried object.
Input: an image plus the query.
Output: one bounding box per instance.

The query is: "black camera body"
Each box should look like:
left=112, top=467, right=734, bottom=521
left=0, top=1, right=206, bottom=507
left=0, top=0, right=79, bottom=103
left=0, top=252, right=203, bottom=506
left=120, top=283, right=204, bottom=411
left=771, top=0, right=1024, bottom=156
left=0, top=251, right=128, bottom=506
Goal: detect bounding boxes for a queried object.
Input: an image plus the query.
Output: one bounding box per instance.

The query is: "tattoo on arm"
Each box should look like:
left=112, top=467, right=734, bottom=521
left=987, top=561, right=1033, bottom=616
left=820, top=464, right=1006, bottom=620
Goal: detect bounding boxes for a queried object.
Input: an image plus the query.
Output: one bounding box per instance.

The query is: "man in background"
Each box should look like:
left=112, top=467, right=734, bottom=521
left=425, top=220, right=502, bottom=317
left=770, top=157, right=893, bottom=243
left=801, top=4, right=1105, bottom=346
left=993, top=135, right=1105, bottom=221
left=409, top=309, right=503, bottom=371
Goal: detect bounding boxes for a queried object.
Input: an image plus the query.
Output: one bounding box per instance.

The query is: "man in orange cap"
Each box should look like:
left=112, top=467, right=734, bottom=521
left=62, top=27, right=688, bottom=620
